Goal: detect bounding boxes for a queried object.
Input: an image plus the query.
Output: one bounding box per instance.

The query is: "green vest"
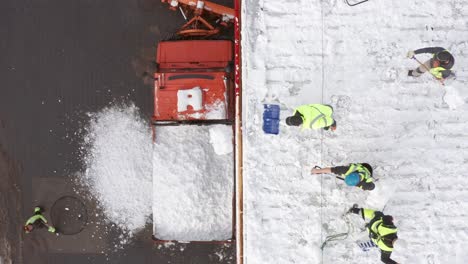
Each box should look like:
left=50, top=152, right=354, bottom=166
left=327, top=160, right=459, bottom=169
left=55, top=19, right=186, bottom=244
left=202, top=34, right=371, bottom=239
left=24, top=209, right=56, bottom=233
left=429, top=67, right=445, bottom=79
left=25, top=214, right=48, bottom=226
left=369, top=220, right=398, bottom=252
left=362, top=209, right=397, bottom=252
left=294, top=104, right=333, bottom=130
left=344, top=163, right=373, bottom=188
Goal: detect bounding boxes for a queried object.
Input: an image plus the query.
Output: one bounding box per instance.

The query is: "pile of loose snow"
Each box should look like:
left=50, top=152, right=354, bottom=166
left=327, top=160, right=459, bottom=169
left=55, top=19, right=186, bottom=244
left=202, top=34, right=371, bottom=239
left=443, top=85, right=464, bottom=109
left=79, top=104, right=153, bottom=236
left=78, top=104, right=234, bottom=242
left=242, top=0, right=468, bottom=263
left=152, top=125, right=233, bottom=241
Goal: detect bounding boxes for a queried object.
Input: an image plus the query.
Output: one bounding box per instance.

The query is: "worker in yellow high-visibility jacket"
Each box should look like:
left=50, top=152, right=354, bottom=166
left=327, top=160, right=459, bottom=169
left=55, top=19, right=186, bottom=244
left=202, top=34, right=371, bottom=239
left=311, top=163, right=375, bottom=191
left=407, top=47, right=454, bottom=79
left=349, top=206, right=400, bottom=264
left=23, top=206, right=57, bottom=234
left=285, top=104, right=336, bottom=131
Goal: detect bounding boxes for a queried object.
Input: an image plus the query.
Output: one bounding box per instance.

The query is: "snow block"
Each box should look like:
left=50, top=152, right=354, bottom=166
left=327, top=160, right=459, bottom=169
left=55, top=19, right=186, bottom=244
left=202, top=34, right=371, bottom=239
left=263, top=104, right=280, bottom=135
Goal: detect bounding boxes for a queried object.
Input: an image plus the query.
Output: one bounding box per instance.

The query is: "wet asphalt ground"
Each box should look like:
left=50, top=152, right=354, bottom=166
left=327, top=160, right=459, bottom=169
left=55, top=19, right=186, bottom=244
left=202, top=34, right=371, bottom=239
left=0, top=0, right=235, bottom=263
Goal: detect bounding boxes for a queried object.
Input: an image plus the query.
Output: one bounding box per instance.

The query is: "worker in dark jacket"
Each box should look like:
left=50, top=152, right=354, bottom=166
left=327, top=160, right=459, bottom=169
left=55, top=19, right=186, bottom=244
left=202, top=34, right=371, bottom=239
left=285, top=104, right=336, bottom=131
left=310, top=163, right=375, bottom=191
left=23, top=206, right=56, bottom=234
left=407, top=47, right=454, bottom=79
left=349, top=206, right=400, bottom=264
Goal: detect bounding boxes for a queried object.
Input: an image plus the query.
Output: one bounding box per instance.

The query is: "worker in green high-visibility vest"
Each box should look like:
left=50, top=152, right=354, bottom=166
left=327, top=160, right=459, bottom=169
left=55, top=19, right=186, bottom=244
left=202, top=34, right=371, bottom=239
left=23, top=206, right=57, bottom=234
left=407, top=47, right=455, bottom=79
left=285, top=104, right=336, bottom=131
left=349, top=205, right=399, bottom=264
left=311, top=163, right=375, bottom=191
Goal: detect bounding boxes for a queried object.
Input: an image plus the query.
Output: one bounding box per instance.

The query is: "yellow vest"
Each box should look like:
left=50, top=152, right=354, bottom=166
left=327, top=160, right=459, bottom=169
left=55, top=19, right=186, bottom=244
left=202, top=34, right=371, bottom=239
left=363, top=209, right=398, bottom=251
left=429, top=67, right=445, bottom=79
left=344, top=163, right=373, bottom=187
left=369, top=220, right=398, bottom=251
left=294, top=104, right=333, bottom=130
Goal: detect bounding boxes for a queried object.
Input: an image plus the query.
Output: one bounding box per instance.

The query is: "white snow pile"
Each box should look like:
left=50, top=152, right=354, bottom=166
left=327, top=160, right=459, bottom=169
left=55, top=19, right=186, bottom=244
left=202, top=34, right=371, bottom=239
left=443, top=84, right=464, bottom=109
left=152, top=125, right=233, bottom=241
left=79, top=104, right=153, bottom=236
left=209, top=125, right=233, bottom=155
left=242, top=0, right=468, bottom=264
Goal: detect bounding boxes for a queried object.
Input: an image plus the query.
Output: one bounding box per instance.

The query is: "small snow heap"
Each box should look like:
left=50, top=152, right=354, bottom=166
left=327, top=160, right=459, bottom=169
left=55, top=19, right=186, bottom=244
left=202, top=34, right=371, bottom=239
left=443, top=85, right=464, bottom=110
left=209, top=125, right=233, bottom=155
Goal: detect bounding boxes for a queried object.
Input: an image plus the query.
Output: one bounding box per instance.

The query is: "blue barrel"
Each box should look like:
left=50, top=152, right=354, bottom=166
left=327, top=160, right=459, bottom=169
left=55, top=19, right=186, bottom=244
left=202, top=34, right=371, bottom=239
left=263, top=104, right=280, bottom=135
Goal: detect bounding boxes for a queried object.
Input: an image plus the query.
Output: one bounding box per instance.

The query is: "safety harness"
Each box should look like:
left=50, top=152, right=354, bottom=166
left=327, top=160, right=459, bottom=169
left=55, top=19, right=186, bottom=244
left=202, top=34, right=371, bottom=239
left=344, top=163, right=373, bottom=189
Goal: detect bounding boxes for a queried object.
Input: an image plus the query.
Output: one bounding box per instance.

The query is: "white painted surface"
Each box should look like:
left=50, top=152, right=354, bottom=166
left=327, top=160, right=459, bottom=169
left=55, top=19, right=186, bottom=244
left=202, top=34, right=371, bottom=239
left=177, top=87, right=203, bottom=112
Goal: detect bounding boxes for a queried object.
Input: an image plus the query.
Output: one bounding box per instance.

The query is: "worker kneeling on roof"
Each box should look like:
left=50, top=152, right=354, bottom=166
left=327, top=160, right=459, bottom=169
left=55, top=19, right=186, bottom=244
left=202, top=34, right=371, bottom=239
left=407, top=47, right=455, bottom=80
left=349, top=205, right=400, bottom=264
left=286, top=104, right=336, bottom=131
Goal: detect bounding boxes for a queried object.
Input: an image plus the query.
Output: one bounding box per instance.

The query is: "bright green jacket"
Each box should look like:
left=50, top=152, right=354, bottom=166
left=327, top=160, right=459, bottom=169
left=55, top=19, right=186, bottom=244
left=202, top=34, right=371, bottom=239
left=294, top=104, right=334, bottom=130
left=363, top=209, right=397, bottom=252
left=344, top=163, right=373, bottom=188
left=24, top=207, right=56, bottom=233
left=25, top=214, right=48, bottom=226
left=429, top=67, right=445, bottom=79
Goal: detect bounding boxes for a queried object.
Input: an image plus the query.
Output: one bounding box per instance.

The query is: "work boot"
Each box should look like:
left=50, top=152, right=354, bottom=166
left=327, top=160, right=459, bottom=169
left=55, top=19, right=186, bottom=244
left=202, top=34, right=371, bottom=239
left=408, top=70, right=414, bottom=77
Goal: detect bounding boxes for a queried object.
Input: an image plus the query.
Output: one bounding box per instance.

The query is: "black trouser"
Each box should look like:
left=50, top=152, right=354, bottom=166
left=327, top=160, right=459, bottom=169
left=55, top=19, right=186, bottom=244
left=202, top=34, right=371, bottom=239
left=380, top=250, right=397, bottom=264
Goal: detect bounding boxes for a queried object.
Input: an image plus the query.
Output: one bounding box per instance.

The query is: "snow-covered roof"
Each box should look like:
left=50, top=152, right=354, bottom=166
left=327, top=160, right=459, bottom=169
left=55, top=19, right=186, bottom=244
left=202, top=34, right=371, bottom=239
left=242, top=0, right=468, bottom=263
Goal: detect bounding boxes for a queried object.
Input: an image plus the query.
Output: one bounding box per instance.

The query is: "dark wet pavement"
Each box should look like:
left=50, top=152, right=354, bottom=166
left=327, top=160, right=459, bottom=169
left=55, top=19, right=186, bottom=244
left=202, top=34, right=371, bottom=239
left=0, top=0, right=235, bottom=263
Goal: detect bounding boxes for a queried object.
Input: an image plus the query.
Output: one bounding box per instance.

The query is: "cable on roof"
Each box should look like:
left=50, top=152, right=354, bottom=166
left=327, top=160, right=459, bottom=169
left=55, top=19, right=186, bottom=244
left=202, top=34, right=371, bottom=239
left=344, top=0, right=369, bottom=6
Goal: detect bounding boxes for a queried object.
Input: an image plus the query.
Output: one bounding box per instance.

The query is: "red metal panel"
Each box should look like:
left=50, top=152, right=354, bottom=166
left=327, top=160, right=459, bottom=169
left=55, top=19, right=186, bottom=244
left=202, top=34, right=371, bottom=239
left=157, top=40, right=232, bottom=68
left=153, top=71, right=230, bottom=121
